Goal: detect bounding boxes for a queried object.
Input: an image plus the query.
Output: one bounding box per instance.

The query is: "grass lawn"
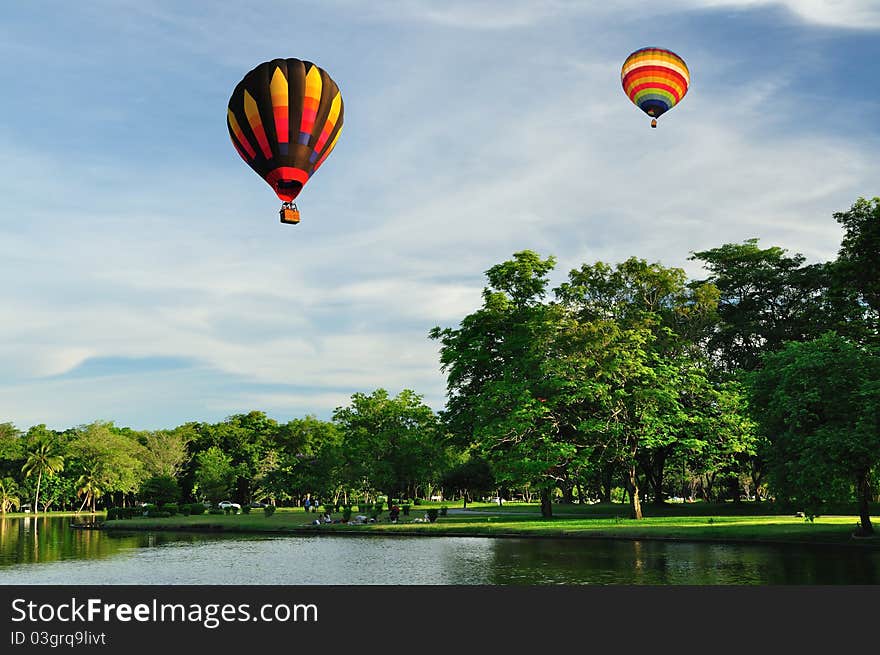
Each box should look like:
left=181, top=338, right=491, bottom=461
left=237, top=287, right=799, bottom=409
left=102, top=503, right=880, bottom=547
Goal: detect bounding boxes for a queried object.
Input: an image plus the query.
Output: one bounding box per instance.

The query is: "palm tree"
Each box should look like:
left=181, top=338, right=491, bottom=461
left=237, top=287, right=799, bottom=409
left=76, top=471, right=104, bottom=514
left=0, top=477, right=21, bottom=513
left=21, top=443, right=64, bottom=513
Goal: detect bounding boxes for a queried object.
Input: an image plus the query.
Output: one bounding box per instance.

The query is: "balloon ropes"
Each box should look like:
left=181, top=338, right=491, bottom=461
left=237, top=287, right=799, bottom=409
left=227, top=58, right=344, bottom=225
left=621, top=47, right=689, bottom=128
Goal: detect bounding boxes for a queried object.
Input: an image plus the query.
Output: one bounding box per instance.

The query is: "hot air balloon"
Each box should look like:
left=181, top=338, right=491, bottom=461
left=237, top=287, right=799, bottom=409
left=227, top=58, right=343, bottom=225
left=621, top=47, right=689, bottom=128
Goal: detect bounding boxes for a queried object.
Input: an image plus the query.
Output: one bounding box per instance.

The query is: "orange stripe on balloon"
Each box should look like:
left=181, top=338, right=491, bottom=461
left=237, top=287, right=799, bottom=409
left=313, top=128, right=341, bottom=172
left=244, top=90, right=273, bottom=159
left=227, top=109, right=256, bottom=159
left=312, top=91, right=342, bottom=155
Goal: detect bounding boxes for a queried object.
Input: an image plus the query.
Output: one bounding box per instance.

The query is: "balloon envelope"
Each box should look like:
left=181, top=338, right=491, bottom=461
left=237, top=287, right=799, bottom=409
left=621, top=47, right=689, bottom=123
left=227, top=58, right=343, bottom=202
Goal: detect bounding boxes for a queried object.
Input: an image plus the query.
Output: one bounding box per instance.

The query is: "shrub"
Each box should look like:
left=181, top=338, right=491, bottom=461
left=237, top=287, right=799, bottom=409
left=322, top=504, right=334, bottom=515
left=242, top=505, right=251, bottom=514
left=209, top=508, right=224, bottom=515
left=180, top=504, right=191, bottom=516
left=413, top=498, right=422, bottom=506
left=401, top=504, right=411, bottom=516
left=146, top=510, right=171, bottom=518
left=439, top=505, right=448, bottom=516
left=161, top=503, right=179, bottom=515
left=264, top=505, right=276, bottom=517
left=106, top=507, right=119, bottom=520
left=224, top=506, right=232, bottom=515
left=426, top=508, right=439, bottom=523
left=342, top=506, right=352, bottom=522
left=373, top=500, right=384, bottom=512
left=189, top=503, right=206, bottom=515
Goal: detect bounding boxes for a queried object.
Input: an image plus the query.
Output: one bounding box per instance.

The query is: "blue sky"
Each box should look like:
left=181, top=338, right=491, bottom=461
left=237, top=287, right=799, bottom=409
left=1, top=0, right=878, bottom=431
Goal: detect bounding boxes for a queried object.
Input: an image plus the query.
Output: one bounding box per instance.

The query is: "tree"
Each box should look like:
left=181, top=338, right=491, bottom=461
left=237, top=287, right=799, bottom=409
left=139, top=475, right=181, bottom=507
left=831, top=197, right=880, bottom=344
left=21, top=439, right=64, bottom=513
left=333, top=388, right=440, bottom=506
left=137, top=427, right=192, bottom=479
left=689, top=239, right=828, bottom=373
left=68, top=422, right=146, bottom=507
left=748, top=333, right=880, bottom=534
left=556, top=257, right=722, bottom=514
left=431, top=251, right=568, bottom=517
left=0, top=477, right=21, bottom=513
left=194, top=447, right=235, bottom=505
left=76, top=471, right=104, bottom=514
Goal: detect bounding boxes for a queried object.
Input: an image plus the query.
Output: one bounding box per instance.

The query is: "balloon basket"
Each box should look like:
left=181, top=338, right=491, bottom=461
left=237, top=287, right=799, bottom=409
left=651, top=119, right=657, bottom=128
left=280, top=202, right=300, bottom=225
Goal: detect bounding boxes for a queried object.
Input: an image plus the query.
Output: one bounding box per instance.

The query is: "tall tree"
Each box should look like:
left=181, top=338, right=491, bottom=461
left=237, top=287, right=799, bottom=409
left=831, top=196, right=880, bottom=344
left=689, top=239, right=827, bottom=373
left=748, top=333, right=880, bottom=534
left=334, top=388, right=440, bottom=506
left=21, top=440, right=64, bottom=513
left=431, top=251, right=569, bottom=517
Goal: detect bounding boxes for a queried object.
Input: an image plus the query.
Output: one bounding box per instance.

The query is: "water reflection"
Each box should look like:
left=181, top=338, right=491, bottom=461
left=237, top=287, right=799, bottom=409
left=1, top=517, right=878, bottom=585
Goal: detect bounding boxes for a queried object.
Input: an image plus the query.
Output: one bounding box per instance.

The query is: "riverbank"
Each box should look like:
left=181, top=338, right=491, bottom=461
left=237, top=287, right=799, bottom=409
left=101, top=507, right=880, bottom=548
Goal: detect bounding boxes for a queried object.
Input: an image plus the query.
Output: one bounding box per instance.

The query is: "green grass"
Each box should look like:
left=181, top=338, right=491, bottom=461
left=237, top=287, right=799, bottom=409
left=102, top=503, right=880, bottom=548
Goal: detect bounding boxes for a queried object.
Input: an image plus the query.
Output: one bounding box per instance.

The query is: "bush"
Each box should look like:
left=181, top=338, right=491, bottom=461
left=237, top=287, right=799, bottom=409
left=440, top=505, right=448, bottom=516
left=342, top=505, right=352, bottom=522
left=106, top=507, right=119, bottom=520
left=209, top=508, right=224, bottom=515
left=242, top=505, right=251, bottom=514
left=373, top=500, right=384, bottom=512
left=413, top=498, right=422, bottom=506
left=146, top=510, right=171, bottom=518
left=264, top=505, right=276, bottom=517
left=189, top=503, right=206, bottom=515
left=401, top=504, right=411, bottom=516
left=322, top=504, right=334, bottom=515
left=426, top=508, right=439, bottom=523
left=161, top=503, right=179, bottom=515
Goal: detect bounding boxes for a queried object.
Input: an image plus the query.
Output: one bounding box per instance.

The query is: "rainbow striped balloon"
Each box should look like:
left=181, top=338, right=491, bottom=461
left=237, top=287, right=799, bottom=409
left=621, top=47, right=689, bottom=127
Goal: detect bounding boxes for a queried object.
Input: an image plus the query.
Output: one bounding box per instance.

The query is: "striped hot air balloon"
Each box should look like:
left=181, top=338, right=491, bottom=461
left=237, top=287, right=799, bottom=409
left=227, top=58, right=343, bottom=225
left=621, top=47, right=689, bottom=128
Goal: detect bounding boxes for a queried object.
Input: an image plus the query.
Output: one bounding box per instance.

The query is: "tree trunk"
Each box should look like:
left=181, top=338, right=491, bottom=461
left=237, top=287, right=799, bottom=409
left=34, top=472, right=42, bottom=514
left=575, top=483, right=585, bottom=504
left=600, top=466, right=613, bottom=503
left=651, top=450, right=667, bottom=505
left=856, top=469, right=874, bottom=535
left=462, top=491, right=468, bottom=510
left=628, top=464, right=642, bottom=520
left=540, top=488, right=552, bottom=518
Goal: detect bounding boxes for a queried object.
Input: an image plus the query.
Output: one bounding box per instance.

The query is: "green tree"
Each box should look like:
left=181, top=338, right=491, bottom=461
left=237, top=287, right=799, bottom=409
left=748, top=333, right=880, bottom=534
left=69, top=422, right=146, bottom=507
left=0, top=477, right=21, bottom=513
left=21, top=439, right=64, bottom=513
left=831, top=196, right=880, bottom=343
left=689, top=239, right=828, bottom=373
left=334, top=388, right=440, bottom=507
left=76, top=471, right=104, bottom=514
left=139, top=474, right=181, bottom=507
left=194, top=446, right=236, bottom=505
left=137, top=427, right=192, bottom=479
left=431, top=251, right=567, bottom=517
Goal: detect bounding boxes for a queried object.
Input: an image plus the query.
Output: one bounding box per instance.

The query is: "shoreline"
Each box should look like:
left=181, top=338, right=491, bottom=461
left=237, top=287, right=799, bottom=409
left=101, top=520, right=880, bottom=550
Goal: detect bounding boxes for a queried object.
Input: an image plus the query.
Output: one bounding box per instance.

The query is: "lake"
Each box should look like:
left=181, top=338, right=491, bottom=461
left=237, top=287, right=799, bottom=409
left=1, top=515, right=878, bottom=585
